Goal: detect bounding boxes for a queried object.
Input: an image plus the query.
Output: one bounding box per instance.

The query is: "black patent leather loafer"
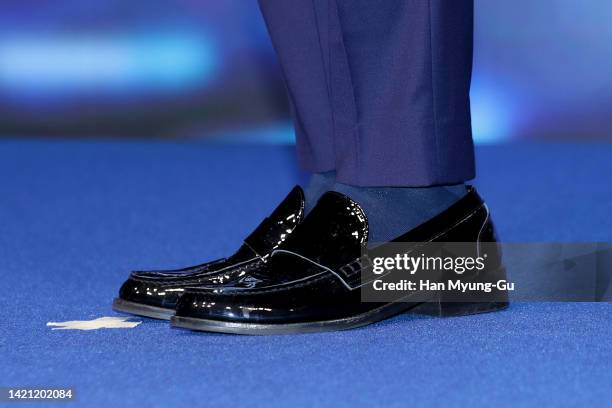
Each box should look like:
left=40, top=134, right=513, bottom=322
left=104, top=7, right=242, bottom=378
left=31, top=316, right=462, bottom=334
left=171, top=187, right=509, bottom=334
left=112, top=186, right=305, bottom=319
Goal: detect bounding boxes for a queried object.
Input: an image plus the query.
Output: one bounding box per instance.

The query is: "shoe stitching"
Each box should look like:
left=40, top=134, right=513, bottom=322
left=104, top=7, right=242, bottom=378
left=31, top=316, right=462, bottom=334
left=129, top=257, right=262, bottom=286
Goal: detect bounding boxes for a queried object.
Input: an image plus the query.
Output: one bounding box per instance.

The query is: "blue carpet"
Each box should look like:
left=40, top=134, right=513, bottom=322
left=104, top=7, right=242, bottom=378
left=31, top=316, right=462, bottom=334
left=1, top=139, right=611, bottom=407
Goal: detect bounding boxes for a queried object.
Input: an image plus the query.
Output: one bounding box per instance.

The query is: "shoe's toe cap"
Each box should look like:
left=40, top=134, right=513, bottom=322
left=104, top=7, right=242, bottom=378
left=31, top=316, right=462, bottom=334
left=118, top=278, right=185, bottom=309
left=174, top=287, right=315, bottom=324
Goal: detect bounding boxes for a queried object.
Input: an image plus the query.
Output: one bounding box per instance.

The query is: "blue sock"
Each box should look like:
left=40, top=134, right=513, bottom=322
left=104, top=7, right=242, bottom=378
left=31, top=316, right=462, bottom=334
left=304, top=171, right=336, bottom=213
left=331, top=183, right=467, bottom=242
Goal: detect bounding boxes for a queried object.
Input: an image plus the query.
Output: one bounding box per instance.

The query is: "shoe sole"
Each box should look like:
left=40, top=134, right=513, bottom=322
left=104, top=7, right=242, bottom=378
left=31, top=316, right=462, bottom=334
left=170, top=300, right=509, bottom=335
left=112, top=298, right=174, bottom=320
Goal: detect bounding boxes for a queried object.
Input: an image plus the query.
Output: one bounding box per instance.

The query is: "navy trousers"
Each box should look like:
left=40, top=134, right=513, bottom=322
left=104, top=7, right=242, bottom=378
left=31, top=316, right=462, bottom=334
left=259, top=0, right=475, bottom=186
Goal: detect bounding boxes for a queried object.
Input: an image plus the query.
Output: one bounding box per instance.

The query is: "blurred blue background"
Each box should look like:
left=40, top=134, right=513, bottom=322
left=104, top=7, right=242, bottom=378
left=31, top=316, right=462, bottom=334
left=1, top=0, right=611, bottom=143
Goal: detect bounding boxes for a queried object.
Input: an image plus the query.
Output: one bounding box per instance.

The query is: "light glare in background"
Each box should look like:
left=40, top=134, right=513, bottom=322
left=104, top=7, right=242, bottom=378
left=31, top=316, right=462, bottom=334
left=0, top=33, right=217, bottom=94
left=470, top=78, right=517, bottom=143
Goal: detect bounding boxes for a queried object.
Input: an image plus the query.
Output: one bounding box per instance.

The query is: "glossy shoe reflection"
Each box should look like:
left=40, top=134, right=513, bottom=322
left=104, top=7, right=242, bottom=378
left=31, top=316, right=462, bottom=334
left=112, top=186, right=305, bottom=319
left=171, top=186, right=509, bottom=334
